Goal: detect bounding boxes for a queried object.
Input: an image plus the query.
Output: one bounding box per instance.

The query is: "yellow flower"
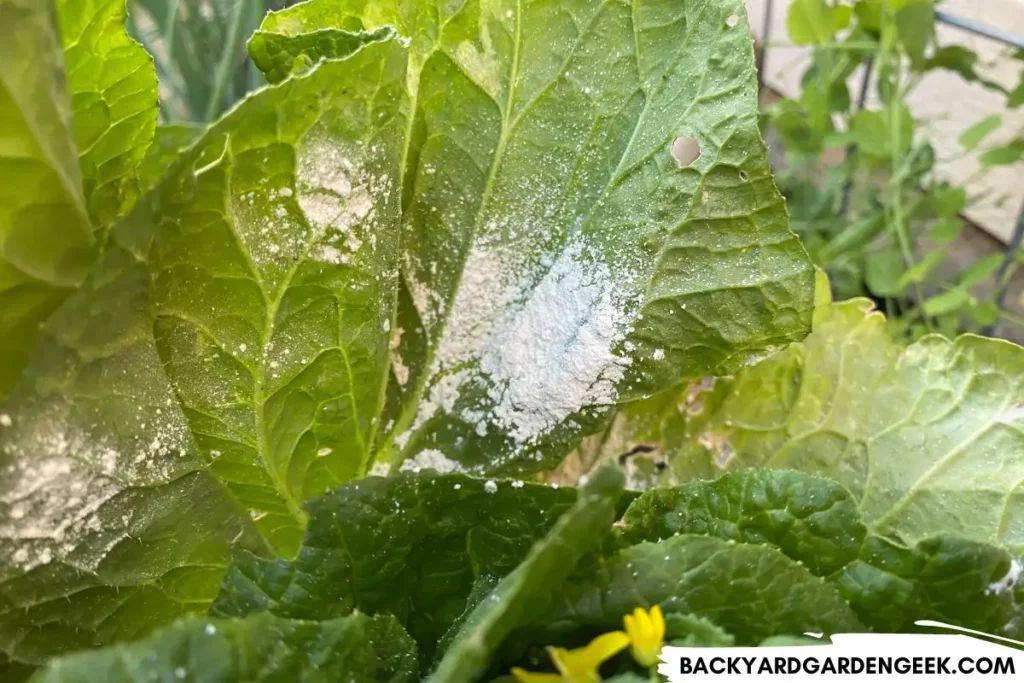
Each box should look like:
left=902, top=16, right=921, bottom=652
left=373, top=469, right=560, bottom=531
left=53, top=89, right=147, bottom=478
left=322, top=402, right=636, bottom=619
left=623, top=605, right=665, bottom=667
left=511, top=631, right=631, bottom=683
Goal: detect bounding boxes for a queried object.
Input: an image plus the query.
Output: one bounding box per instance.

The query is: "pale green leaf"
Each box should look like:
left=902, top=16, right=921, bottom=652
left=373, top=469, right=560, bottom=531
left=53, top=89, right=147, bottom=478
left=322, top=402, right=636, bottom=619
left=28, top=612, right=417, bottom=683
left=654, top=298, right=1024, bottom=550
left=959, top=254, right=1003, bottom=289
left=0, top=0, right=95, bottom=399
left=898, top=250, right=943, bottom=288
left=0, top=40, right=409, bottom=666
left=253, top=0, right=816, bottom=474
left=959, top=115, right=1002, bottom=152
left=59, top=0, right=159, bottom=229
left=787, top=0, right=853, bottom=46
left=922, top=289, right=970, bottom=317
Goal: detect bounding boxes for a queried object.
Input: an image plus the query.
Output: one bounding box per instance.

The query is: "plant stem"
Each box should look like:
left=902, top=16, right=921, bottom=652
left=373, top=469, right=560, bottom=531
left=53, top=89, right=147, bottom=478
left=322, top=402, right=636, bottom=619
left=205, top=0, right=249, bottom=122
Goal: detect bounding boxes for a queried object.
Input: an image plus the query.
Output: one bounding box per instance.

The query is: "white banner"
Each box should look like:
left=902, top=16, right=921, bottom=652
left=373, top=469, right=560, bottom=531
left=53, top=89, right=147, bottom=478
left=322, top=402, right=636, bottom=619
left=659, top=626, right=1024, bottom=682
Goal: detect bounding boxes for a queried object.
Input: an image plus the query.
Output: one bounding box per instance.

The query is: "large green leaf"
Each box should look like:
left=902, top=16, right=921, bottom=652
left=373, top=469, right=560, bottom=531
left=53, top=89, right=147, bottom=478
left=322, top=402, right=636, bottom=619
left=28, top=612, right=417, bottom=683
left=518, top=534, right=863, bottom=646
left=250, top=0, right=816, bottom=474
left=59, top=0, right=159, bottom=229
left=618, top=469, right=1024, bottom=639
left=0, top=39, right=408, bottom=667
left=0, top=0, right=95, bottom=399
left=429, top=464, right=624, bottom=683
left=212, top=472, right=580, bottom=668
left=622, top=298, right=1024, bottom=551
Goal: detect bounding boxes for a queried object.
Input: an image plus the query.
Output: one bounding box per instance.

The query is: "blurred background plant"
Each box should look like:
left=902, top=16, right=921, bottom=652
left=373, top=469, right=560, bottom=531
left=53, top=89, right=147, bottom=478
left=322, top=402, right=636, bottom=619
left=126, top=0, right=296, bottom=123
left=763, top=0, right=1024, bottom=340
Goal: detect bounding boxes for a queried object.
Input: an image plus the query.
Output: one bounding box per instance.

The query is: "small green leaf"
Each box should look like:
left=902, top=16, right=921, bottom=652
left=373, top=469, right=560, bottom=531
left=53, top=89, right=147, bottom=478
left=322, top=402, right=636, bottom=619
left=429, top=464, right=625, bottom=683
left=922, top=289, right=970, bottom=317
left=28, top=612, right=417, bottom=683
left=664, top=613, right=735, bottom=647
left=894, top=0, right=935, bottom=70
left=787, top=0, right=853, bottom=45
left=980, top=142, right=1024, bottom=168
left=930, top=217, right=962, bottom=243
left=864, top=249, right=905, bottom=296
left=898, top=250, right=944, bottom=288
left=959, top=254, right=1003, bottom=288
left=248, top=27, right=395, bottom=84
left=969, top=301, right=1001, bottom=327
left=959, top=115, right=1002, bottom=151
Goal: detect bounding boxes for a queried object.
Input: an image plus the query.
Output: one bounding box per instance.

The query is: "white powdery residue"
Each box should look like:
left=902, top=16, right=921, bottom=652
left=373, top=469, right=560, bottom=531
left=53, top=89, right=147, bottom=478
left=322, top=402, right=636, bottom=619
left=986, top=560, right=1022, bottom=595
left=398, top=449, right=464, bottom=474
left=484, top=480, right=498, bottom=494
left=0, top=414, right=11, bottom=427
left=1, top=420, right=123, bottom=572
left=396, top=369, right=469, bottom=449
left=431, top=239, right=514, bottom=372
left=316, top=447, right=333, bottom=457
left=316, top=245, right=350, bottom=265
left=511, top=480, right=524, bottom=489
left=369, top=462, right=391, bottom=477
left=652, top=348, right=665, bottom=361
left=478, top=241, right=632, bottom=445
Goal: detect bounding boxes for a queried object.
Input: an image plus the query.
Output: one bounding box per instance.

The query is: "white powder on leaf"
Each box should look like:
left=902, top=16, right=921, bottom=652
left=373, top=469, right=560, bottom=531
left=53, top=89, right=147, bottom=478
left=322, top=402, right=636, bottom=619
left=484, top=480, right=498, bottom=494
left=398, top=449, right=464, bottom=474
left=477, top=241, right=632, bottom=445
left=0, top=414, right=11, bottom=427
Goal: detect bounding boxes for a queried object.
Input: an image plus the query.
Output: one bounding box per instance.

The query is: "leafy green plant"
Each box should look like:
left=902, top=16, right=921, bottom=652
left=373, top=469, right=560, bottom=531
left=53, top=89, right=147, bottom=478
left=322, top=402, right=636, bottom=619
left=766, top=0, right=1024, bottom=339
left=1, top=0, right=1023, bottom=682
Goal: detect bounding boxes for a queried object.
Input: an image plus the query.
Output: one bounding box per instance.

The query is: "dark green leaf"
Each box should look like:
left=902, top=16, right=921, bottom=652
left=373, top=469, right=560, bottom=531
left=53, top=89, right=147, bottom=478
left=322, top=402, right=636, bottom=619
left=212, top=473, right=578, bottom=668
left=536, top=535, right=863, bottom=644
left=620, top=469, right=865, bottom=576
left=429, top=464, right=625, bottom=683
left=959, top=255, right=1003, bottom=288
left=29, top=612, right=417, bottom=683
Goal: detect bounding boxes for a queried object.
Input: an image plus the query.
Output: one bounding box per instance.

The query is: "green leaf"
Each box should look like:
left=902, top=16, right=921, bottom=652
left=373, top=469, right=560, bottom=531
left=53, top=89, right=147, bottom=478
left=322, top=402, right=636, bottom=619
left=959, top=255, right=1003, bottom=289
left=429, top=464, right=625, bottom=683
left=980, top=142, right=1024, bottom=168
left=926, top=47, right=1006, bottom=94
left=835, top=536, right=1021, bottom=635
left=898, top=250, right=943, bottom=288
left=930, top=217, right=961, bottom=243
left=212, top=472, right=578, bottom=669
left=894, top=0, right=934, bottom=70
left=664, top=613, right=735, bottom=647
left=59, top=0, right=158, bottom=229
left=248, top=0, right=816, bottom=474
left=0, top=40, right=409, bottom=666
left=652, top=297, right=1024, bottom=550
left=959, top=115, right=1002, bottom=151
left=137, top=123, right=201, bottom=191
left=864, top=249, right=904, bottom=296
left=534, top=535, right=863, bottom=645
left=29, top=612, right=417, bottom=683
left=620, top=469, right=866, bottom=576
left=921, top=289, right=970, bottom=317
left=0, top=0, right=95, bottom=399
left=787, top=0, right=853, bottom=45
left=249, top=26, right=395, bottom=84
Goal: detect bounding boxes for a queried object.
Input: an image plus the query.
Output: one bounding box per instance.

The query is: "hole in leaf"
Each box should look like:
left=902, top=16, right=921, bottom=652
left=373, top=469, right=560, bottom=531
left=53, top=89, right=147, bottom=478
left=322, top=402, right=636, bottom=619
left=725, top=13, right=739, bottom=27
left=739, top=170, right=748, bottom=181
left=671, top=137, right=701, bottom=167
